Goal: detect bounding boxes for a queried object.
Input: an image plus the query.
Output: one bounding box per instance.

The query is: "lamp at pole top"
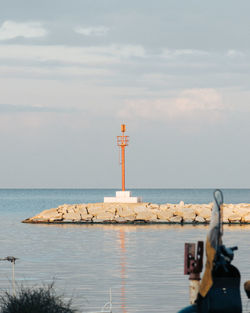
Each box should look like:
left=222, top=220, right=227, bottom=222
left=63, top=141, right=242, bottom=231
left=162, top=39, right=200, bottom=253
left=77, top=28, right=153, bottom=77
left=117, top=124, right=129, bottom=147
left=121, top=124, right=126, bottom=133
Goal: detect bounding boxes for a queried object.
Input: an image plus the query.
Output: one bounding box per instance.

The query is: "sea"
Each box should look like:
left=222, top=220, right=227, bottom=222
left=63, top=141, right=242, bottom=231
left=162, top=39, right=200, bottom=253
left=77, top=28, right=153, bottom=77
left=0, top=189, right=249, bottom=313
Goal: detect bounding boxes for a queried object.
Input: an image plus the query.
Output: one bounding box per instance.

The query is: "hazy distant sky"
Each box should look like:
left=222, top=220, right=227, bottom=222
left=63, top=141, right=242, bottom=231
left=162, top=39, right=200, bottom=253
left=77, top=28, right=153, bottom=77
left=1, top=0, right=250, bottom=188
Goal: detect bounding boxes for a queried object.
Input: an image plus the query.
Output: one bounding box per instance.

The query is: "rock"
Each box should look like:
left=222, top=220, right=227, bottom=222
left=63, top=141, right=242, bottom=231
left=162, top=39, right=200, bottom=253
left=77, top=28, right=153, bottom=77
left=95, top=212, right=115, bottom=221
left=159, top=207, right=176, bottom=218
left=116, top=214, right=135, bottom=222
left=117, top=207, right=135, bottom=218
left=24, top=201, right=250, bottom=224
left=156, top=210, right=173, bottom=220
left=222, top=207, right=234, bottom=222
left=78, top=206, right=88, bottom=215
left=124, top=215, right=137, bottom=221
left=228, top=214, right=241, bottom=223
left=27, top=218, right=47, bottom=223
left=203, top=204, right=213, bottom=209
left=76, top=204, right=87, bottom=210
left=194, top=205, right=204, bottom=215
left=148, top=203, right=159, bottom=209
left=242, top=214, right=250, bottom=223
left=80, top=210, right=92, bottom=220
left=105, top=206, right=117, bottom=214
left=92, top=218, right=104, bottom=223
left=135, top=210, right=156, bottom=221
left=159, top=204, right=170, bottom=210
left=240, top=203, right=250, bottom=209
left=169, top=216, right=183, bottom=223
left=174, top=207, right=182, bottom=216
left=35, top=208, right=58, bottom=219
left=80, top=215, right=92, bottom=222
left=179, top=201, right=184, bottom=208
left=156, top=210, right=173, bottom=221
left=87, top=206, right=104, bottom=216
left=103, top=203, right=119, bottom=214
left=175, top=207, right=196, bottom=220
left=225, top=203, right=235, bottom=210
left=183, top=218, right=195, bottom=223
left=31, top=208, right=63, bottom=222
left=234, top=207, right=250, bottom=217
left=133, top=205, right=148, bottom=214
left=223, top=206, right=234, bottom=214
left=57, top=205, right=69, bottom=214
left=159, top=204, right=169, bottom=211
left=48, top=214, right=63, bottom=222
left=63, top=211, right=81, bottom=221
left=150, top=219, right=160, bottom=223
left=114, top=217, right=127, bottom=223
left=197, top=208, right=211, bottom=220
left=182, top=208, right=196, bottom=220
left=195, top=216, right=205, bottom=223
left=65, top=205, right=77, bottom=213
left=151, top=208, right=160, bottom=216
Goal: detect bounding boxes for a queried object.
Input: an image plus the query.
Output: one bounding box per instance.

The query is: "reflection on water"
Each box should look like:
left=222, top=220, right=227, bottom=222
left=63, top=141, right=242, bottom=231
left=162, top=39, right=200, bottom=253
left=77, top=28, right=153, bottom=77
left=29, top=222, right=250, bottom=232
left=118, top=230, right=127, bottom=313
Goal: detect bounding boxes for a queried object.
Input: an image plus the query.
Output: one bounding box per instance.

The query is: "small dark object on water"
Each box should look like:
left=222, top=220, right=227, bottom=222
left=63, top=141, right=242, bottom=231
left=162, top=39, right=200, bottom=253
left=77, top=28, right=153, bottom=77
left=0, top=284, right=77, bottom=313
left=244, top=280, right=250, bottom=299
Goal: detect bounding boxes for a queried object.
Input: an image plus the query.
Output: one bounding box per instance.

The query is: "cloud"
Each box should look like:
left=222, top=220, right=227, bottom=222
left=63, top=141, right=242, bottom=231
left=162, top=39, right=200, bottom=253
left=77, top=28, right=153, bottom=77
left=0, top=65, right=114, bottom=79
left=0, top=110, right=88, bottom=133
left=118, top=88, right=225, bottom=121
left=0, top=44, right=145, bottom=65
left=74, top=26, right=109, bottom=36
left=0, top=20, right=47, bottom=40
left=226, top=49, right=245, bottom=57
left=0, top=103, right=81, bottom=114
left=161, top=49, right=209, bottom=58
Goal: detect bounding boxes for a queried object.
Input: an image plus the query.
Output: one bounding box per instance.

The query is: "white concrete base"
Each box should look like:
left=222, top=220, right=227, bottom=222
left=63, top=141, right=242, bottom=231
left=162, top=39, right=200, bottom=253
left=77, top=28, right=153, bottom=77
left=104, top=191, right=142, bottom=203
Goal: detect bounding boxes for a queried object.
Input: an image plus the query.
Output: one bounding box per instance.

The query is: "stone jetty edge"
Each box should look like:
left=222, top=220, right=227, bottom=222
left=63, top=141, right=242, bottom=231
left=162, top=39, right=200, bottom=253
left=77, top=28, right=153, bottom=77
left=22, top=202, right=250, bottom=224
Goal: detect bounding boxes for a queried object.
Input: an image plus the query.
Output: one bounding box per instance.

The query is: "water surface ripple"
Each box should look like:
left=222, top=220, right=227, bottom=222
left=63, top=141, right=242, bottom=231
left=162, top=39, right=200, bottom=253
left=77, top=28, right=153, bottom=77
left=0, top=189, right=249, bottom=313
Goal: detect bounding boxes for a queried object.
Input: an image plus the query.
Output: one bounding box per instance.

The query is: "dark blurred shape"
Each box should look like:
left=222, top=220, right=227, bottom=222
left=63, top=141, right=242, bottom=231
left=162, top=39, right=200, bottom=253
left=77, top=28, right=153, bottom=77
left=244, top=280, right=250, bottom=299
left=0, top=284, right=77, bottom=313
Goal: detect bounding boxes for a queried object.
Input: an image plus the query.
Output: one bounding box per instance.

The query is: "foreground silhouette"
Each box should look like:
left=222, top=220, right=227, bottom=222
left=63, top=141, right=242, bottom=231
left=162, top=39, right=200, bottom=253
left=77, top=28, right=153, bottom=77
left=0, top=284, right=77, bottom=313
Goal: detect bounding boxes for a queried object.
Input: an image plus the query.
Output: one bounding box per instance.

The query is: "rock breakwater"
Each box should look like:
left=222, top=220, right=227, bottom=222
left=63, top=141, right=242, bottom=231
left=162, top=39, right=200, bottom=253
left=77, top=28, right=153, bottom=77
left=23, top=202, right=250, bottom=224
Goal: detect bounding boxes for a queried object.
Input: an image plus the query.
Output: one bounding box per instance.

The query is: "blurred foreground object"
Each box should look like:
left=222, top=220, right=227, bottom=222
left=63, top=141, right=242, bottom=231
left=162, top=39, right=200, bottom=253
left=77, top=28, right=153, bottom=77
left=244, top=280, right=250, bottom=299
left=179, top=190, right=243, bottom=313
left=0, top=257, right=18, bottom=296
left=0, top=284, right=77, bottom=313
left=184, top=242, right=204, bottom=304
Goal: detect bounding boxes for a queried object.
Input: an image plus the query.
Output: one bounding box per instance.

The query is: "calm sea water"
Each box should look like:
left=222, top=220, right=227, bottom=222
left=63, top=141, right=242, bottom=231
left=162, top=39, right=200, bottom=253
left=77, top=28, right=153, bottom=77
left=0, top=189, right=249, bottom=313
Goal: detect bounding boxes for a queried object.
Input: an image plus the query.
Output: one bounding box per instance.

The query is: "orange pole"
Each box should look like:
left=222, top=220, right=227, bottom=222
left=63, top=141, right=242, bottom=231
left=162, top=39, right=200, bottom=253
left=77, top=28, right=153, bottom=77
left=118, top=124, right=128, bottom=192
left=121, top=145, right=125, bottom=191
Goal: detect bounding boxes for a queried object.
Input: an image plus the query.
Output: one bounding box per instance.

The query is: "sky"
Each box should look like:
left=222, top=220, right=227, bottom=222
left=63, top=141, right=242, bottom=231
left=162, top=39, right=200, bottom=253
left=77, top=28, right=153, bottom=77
left=0, top=0, right=250, bottom=188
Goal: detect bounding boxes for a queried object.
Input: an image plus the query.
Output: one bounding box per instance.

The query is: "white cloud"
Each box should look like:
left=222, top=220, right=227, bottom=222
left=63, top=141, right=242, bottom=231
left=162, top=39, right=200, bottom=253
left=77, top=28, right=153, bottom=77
left=0, top=65, right=114, bottom=79
left=226, top=49, right=245, bottom=57
left=161, top=49, right=209, bottom=58
left=0, top=44, right=145, bottom=65
left=118, top=89, right=224, bottom=121
left=0, top=20, right=47, bottom=40
left=74, top=26, right=109, bottom=36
